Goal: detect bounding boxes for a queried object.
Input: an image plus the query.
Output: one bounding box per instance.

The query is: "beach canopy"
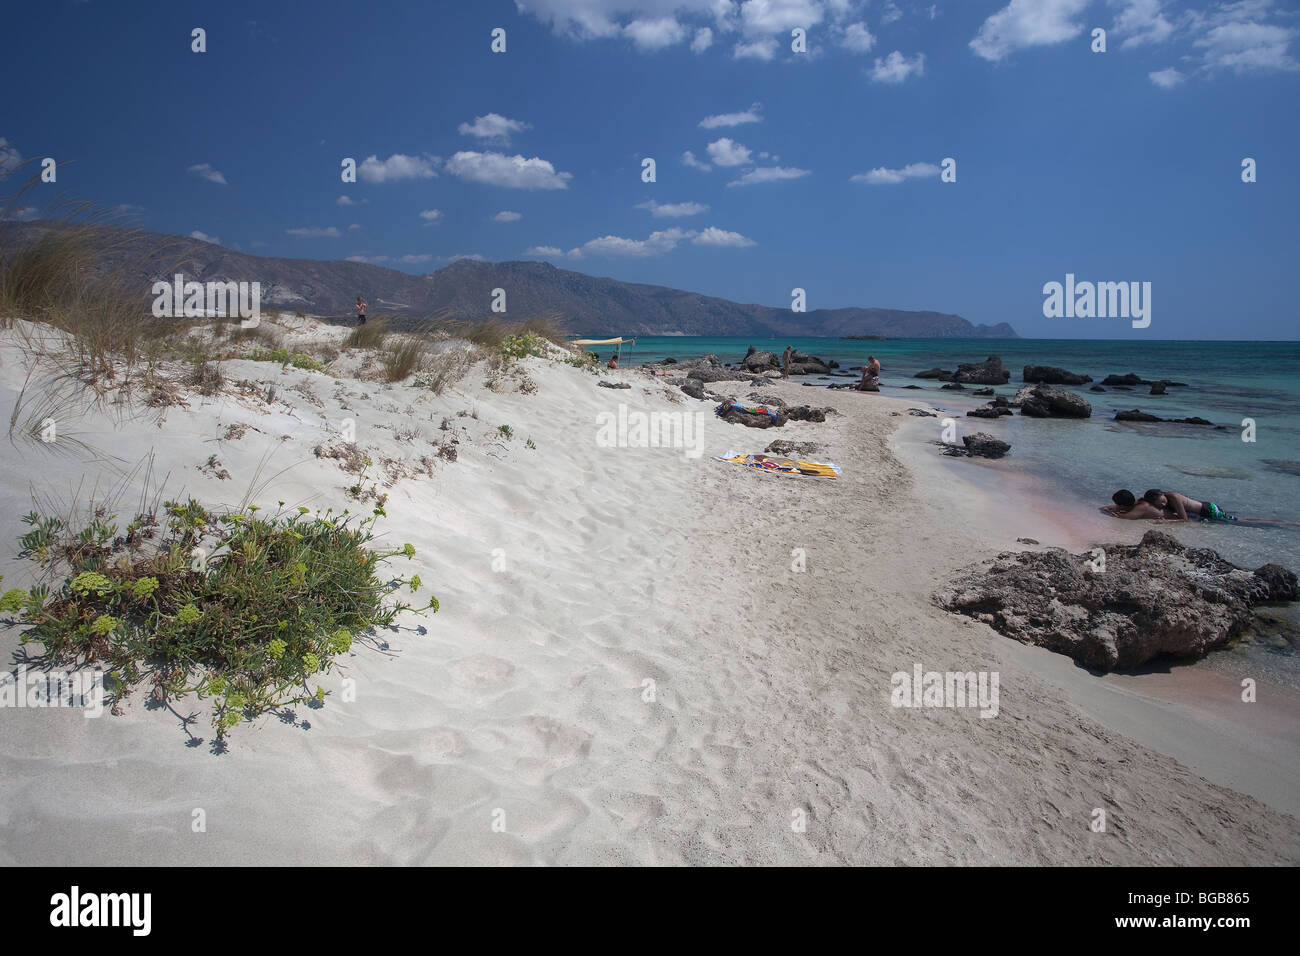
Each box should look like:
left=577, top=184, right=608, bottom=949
left=571, top=337, right=635, bottom=346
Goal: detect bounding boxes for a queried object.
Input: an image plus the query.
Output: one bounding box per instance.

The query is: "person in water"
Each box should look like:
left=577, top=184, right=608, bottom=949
left=1142, top=488, right=1237, bottom=522
left=1101, top=488, right=1238, bottom=522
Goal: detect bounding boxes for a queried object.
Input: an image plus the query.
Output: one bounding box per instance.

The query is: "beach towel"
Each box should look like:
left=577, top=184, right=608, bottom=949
left=713, top=451, right=841, bottom=479
left=718, top=403, right=781, bottom=420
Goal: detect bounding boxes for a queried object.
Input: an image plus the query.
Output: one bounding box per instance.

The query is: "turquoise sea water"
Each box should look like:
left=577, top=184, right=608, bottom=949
left=623, top=337, right=1300, bottom=678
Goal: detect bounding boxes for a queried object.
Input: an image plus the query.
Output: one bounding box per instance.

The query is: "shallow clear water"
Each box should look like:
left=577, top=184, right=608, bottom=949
left=628, top=336, right=1300, bottom=682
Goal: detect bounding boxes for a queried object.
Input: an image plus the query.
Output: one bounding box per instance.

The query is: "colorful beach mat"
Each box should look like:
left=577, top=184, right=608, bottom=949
left=717, top=403, right=781, bottom=420
left=713, top=451, right=841, bottom=479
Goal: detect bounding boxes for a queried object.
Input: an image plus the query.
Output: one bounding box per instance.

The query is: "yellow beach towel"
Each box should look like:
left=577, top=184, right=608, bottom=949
left=713, top=452, right=841, bottom=479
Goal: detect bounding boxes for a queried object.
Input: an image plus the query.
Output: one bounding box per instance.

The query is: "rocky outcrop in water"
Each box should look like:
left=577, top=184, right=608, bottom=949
left=1024, top=365, right=1093, bottom=385
left=953, top=355, right=1011, bottom=385
left=1016, top=384, right=1092, bottom=418
left=1115, top=409, right=1215, bottom=425
left=936, top=531, right=1298, bottom=670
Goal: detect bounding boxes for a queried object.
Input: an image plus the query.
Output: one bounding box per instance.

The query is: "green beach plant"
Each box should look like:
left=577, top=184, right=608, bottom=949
left=5, top=500, right=436, bottom=738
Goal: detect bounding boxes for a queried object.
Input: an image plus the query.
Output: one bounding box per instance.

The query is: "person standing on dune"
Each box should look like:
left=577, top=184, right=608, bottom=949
left=356, top=295, right=367, bottom=326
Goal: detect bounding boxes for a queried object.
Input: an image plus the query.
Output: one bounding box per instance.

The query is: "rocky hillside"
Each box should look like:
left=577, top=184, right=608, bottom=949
left=0, top=221, right=1018, bottom=338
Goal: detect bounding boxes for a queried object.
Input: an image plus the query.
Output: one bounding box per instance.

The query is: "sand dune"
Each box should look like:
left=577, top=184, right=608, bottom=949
left=0, top=317, right=1294, bottom=865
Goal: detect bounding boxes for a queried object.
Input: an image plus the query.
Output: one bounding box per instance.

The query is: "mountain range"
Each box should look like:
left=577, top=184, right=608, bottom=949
left=0, top=221, right=1018, bottom=338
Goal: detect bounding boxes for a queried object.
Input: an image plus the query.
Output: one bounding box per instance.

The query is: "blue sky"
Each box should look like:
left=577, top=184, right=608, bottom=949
left=2, top=0, right=1298, bottom=339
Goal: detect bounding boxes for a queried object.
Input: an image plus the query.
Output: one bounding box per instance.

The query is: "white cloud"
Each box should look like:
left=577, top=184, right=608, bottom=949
left=444, top=150, right=572, bottom=189
left=187, top=163, right=228, bottom=185
left=881, top=1, right=903, bottom=26
left=706, top=137, right=753, bottom=166
left=691, top=27, right=714, bottom=53
left=1110, top=0, right=1176, bottom=49
left=1195, top=20, right=1298, bottom=73
left=346, top=254, right=388, bottom=264
left=189, top=230, right=220, bottom=244
left=727, top=165, right=811, bottom=186
left=0, top=138, right=22, bottom=173
left=692, top=226, right=756, bottom=247
left=419, top=209, right=443, bottom=225
left=336, top=194, right=367, bottom=206
left=636, top=199, right=710, bottom=217
left=438, top=253, right=485, bottom=263
left=524, top=245, right=566, bottom=257
left=740, top=0, right=824, bottom=35
left=871, top=49, right=926, bottom=82
left=682, top=149, right=712, bottom=171
left=624, top=16, right=687, bottom=50
left=357, top=153, right=438, bottom=183
left=970, top=0, right=1090, bottom=62
left=1148, top=66, right=1186, bottom=87
left=493, top=210, right=523, bottom=222
left=348, top=223, right=363, bottom=231
left=572, top=227, right=690, bottom=259
left=286, top=226, right=342, bottom=238
left=457, top=113, right=531, bottom=145
left=3, top=206, right=39, bottom=222
left=700, top=103, right=763, bottom=128
left=850, top=162, right=941, bottom=184
left=841, top=22, right=876, bottom=53
left=734, top=36, right=778, bottom=60
left=397, top=254, right=433, bottom=264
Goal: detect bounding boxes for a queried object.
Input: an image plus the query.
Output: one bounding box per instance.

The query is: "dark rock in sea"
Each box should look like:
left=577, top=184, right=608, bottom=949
left=1113, top=386, right=1133, bottom=391
left=1089, top=385, right=1105, bottom=392
left=1114, top=409, right=1214, bottom=425
left=1016, top=538, right=1040, bottom=545
left=953, top=355, right=1011, bottom=385
left=765, top=439, right=823, bottom=456
left=661, top=357, right=677, bottom=364
left=973, top=387, right=995, bottom=397
left=1115, top=409, right=1163, bottom=422
left=962, top=433, right=1011, bottom=459
left=992, top=397, right=1010, bottom=407
left=598, top=381, right=632, bottom=389
left=902, top=384, right=923, bottom=390
left=1102, top=372, right=1146, bottom=387
left=907, top=408, right=937, bottom=417
left=967, top=406, right=1004, bottom=419
left=828, top=361, right=840, bottom=369
left=936, top=530, right=1300, bottom=670
left=1149, top=381, right=1168, bottom=395
left=1018, top=384, right=1091, bottom=418
left=915, top=368, right=954, bottom=380
left=789, top=349, right=833, bottom=375
left=1023, top=365, right=1093, bottom=385
left=941, top=382, right=966, bottom=391
left=1262, top=460, right=1300, bottom=477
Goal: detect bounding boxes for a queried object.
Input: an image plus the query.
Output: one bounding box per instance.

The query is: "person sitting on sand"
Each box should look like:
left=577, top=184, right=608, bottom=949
left=1143, top=488, right=1238, bottom=523
left=782, top=346, right=792, bottom=380
left=607, top=353, right=619, bottom=370
left=1101, top=489, right=1166, bottom=519
left=859, top=355, right=881, bottom=392
left=356, top=295, right=367, bottom=326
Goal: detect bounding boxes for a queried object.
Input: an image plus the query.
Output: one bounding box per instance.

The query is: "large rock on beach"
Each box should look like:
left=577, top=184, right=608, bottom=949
left=936, top=531, right=1299, bottom=670
left=741, top=346, right=779, bottom=372
left=1024, top=365, right=1093, bottom=385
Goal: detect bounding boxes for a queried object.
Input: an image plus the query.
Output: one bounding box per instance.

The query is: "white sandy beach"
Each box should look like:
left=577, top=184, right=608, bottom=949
left=0, top=315, right=1296, bottom=865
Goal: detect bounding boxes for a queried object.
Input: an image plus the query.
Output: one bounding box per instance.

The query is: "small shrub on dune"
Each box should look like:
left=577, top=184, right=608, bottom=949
left=6, top=500, right=438, bottom=738
left=344, top=316, right=390, bottom=350
left=382, top=338, right=426, bottom=382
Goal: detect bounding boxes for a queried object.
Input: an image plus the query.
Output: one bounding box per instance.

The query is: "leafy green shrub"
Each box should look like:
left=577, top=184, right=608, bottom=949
left=6, top=500, right=437, bottom=737
left=249, top=346, right=326, bottom=372
left=563, top=351, right=599, bottom=372
left=497, top=424, right=513, bottom=439
left=500, top=332, right=547, bottom=361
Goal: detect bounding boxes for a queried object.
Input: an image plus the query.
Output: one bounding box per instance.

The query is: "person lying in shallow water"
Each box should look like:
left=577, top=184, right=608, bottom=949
left=1100, top=489, right=1297, bottom=528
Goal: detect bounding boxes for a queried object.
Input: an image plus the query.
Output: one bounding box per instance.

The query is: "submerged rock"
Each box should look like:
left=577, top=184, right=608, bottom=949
left=915, top=368, right=954, bottom=380
left=962, top=433, right=1011, bottom=458
left=936, top=530, right=1299, bottom=670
